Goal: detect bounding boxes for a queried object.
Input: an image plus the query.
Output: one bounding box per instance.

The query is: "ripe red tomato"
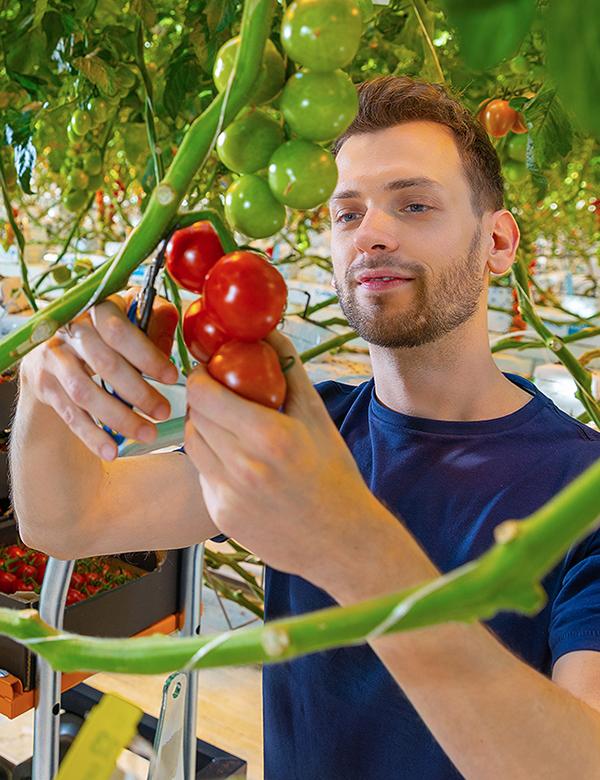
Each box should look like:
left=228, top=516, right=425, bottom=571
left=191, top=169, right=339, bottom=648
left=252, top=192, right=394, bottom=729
left=208, top=340, right=287, bottom=409
left=204, top=251, right=287, bottom=341
left=66, top=588, right=87, bottom=605
left=13, top=579, right=36, bottom=594
left=16, top=563, right=38, bottom=583
left=70, top=572, right=87, bottom=591
left=512, top=112, right=528, bottom=134
left=0, top=571, right=17, bottom=594
left=477, top=99, right=518, bottom=138
left=165, top=221, right=225, bottom=294
left=183, top=297, right=231, bottom=363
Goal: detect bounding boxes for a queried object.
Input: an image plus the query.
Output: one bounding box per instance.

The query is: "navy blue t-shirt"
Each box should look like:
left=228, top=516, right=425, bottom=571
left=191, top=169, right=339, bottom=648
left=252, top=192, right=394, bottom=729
left=263, top=374, right=600, bottom=780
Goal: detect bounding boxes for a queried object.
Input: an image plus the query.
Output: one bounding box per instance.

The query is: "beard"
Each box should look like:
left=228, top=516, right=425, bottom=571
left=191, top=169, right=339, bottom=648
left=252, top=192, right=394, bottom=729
left=333, top=227, right=484, bottom=349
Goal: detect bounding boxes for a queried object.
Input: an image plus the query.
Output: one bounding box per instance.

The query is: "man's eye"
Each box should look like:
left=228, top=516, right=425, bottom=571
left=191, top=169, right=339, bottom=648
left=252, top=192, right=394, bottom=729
left=405, top=203, right=429, bottom=213
left=338, top=212, right=359, bottom=223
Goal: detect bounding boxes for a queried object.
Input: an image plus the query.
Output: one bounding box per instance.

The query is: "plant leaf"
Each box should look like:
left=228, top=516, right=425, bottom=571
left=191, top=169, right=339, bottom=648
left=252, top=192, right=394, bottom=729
left=131, top=0, right=156, bottom=28
left=520, top=88, right=573, bottom=169
left=163, top=50, right=201, bottom=120
left=445, top=0, right=535, bottom=71
left=546, top=0, right=600, bottom=136
left=4, top=111, right=37, bottom=195
left=71, top=56, right=115, bottom=95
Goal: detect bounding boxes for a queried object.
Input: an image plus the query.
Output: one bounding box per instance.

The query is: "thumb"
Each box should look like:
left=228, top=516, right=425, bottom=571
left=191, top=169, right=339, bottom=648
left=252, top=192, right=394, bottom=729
left=265, top=329, right=336, bottom=430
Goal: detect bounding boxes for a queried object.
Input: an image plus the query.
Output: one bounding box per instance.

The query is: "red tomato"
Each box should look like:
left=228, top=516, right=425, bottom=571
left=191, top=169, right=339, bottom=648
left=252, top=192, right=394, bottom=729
left=28, top=552, right=48, bottom=567
left=204, top=251, right=287, bottom=341
left=0, top=571, right=17, bottom=594
left=208, top=340, right=287, bottom=409
left=183, top=297, right=231, bottom=363
left=165, top=221, right=225, bottom=294
left=34, top=561, right=46, bottom=585
left=85, top=584, right=102, bottom=596
left=16, top=563, right=38, bottom=583
left=70, top=572, right=87, bottom=590
left=477, top=99, right=518, bottom=138
left=66, top=588, right=87, bottom=605
left=13, top=579, right=36, bottom=594
left=5, top=545, right=28, bottom=560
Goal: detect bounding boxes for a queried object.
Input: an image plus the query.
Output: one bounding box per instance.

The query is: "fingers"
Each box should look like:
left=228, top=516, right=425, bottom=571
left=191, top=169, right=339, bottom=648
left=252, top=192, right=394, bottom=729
left=119, top=288, right=179, bottom=357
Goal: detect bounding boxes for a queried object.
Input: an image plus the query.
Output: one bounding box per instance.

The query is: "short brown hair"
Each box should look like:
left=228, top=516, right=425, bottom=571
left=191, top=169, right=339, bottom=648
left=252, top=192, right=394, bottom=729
left=331, top=76, right=505, bottom=216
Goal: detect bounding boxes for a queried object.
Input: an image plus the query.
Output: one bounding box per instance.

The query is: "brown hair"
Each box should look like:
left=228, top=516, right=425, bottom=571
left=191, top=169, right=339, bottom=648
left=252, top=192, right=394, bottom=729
left=331, top=76, right=505, bottom=216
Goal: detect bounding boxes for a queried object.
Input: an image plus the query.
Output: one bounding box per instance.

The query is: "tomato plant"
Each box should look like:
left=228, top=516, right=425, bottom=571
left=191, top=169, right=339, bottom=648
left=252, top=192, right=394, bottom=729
left=183, top=297, right=232, bottom=363
left=216, top=110, right=284, bottom=175
left=224, top=174, right=286, bottom=239
left=268, top=140, right=338, bottom=210
left=477, top=99, right=518, bottom=138
left=204, top=250, right=288, bottom=341
left=165, top=221, right=225, bottom=294
left=281, top=0, right=363, bottom=71
left=208, top=340, right=287, bottom=409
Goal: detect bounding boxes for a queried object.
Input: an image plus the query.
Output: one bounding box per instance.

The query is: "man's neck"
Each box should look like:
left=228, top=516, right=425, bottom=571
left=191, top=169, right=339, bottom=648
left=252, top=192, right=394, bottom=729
left=369, top=323, right=532, bottom=422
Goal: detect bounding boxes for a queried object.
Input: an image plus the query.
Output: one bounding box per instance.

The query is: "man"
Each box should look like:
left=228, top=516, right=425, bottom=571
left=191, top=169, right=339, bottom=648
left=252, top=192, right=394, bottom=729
left=11, top=76, right=600, bottom=779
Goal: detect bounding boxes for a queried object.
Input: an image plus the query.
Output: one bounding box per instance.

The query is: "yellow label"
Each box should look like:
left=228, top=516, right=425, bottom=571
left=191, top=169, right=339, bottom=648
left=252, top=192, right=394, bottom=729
left=54, top=693, right=142, bottom=780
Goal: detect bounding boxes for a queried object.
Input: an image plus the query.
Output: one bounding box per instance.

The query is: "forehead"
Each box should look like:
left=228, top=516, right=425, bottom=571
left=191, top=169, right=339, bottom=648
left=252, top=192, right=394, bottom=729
left=332, top=121, right=468, bottom=202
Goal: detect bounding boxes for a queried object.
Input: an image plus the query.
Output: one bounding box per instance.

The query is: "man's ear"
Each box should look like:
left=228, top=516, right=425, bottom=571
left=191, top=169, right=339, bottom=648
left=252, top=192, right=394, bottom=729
left=486, top=210, right=520, bottom=275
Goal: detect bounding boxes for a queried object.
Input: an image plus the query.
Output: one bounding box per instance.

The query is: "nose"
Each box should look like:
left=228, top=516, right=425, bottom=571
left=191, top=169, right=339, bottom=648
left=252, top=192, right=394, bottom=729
left=353, top=209, right=400, bottom=256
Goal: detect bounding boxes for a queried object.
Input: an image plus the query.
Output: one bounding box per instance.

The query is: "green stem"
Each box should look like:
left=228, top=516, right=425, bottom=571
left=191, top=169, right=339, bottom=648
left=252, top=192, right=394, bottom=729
left=299, top=331, right=361, bottom=363
left=163, top=272, right=191, bottom=376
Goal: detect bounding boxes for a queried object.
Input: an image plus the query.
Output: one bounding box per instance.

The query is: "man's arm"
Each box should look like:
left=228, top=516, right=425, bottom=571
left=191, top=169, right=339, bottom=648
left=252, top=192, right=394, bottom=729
left=184, top=329, right=600, bottom=780
left=11, top=294, right=219, bottom=559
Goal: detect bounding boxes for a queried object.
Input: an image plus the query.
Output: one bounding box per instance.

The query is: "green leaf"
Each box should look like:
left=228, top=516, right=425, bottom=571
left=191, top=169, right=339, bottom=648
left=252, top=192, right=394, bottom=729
left=4, top=111, right=37, bottom=195
left=521, top=88, right=573, bottom=168
left=31, top=0, right=47, bottom=29
left=445, top=0, right=535, bottom=71
left=163, top=51, right=201, bottom=120
left=546, top=0, right=600, bottom=135
left=131, top=0, right=156, bottom=27
left=205, top=0, right=236, bottom=34
left=71, top=56, right=115, bottom=95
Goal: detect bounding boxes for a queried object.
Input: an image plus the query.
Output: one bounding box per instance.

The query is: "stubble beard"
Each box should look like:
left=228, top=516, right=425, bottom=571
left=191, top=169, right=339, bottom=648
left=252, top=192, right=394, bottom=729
left=334, top=227, right=485, bottom=349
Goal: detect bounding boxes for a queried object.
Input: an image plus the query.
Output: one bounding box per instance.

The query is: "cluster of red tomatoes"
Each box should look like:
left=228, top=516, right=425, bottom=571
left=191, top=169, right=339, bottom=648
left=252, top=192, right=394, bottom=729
left=0, top=543, right=138, bottom=603
left=213, top=0, right=366, bottom=239
left=477, top=98, right=528, bottom=138
left=165, top=221, right=289, bottom=409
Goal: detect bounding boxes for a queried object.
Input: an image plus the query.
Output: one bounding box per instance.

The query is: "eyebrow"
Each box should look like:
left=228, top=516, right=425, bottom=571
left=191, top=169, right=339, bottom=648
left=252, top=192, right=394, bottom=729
left=330, top=177, right=443, bottom=203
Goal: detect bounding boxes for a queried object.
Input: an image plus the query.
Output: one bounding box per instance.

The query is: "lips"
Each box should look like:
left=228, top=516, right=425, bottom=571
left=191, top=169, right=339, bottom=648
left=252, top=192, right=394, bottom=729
left=355, top=269, right=415, bottom=285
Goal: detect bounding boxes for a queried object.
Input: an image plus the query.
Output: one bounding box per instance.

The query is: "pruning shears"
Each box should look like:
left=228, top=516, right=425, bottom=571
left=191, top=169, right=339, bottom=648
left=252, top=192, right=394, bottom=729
left=102, top=238, right=171, bottom=445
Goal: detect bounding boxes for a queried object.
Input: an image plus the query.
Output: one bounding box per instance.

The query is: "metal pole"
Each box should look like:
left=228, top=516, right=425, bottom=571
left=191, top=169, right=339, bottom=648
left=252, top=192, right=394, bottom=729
left=32, top=557, right=74, bottom=780
left=180, top=543, right=204, bottom=780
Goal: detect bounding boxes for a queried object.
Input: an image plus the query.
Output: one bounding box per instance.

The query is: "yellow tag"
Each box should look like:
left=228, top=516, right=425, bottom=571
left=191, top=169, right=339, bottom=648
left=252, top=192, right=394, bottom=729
left=54, top=693, right=142, bottom=780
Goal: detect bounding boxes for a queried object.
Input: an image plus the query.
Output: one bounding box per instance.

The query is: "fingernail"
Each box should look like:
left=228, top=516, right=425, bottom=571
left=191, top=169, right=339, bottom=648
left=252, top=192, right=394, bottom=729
left=138, top=424, right=156, bottom=444
left=100, top=443, right=116, bottom=461
left=153, top=403, right=170, bottom=421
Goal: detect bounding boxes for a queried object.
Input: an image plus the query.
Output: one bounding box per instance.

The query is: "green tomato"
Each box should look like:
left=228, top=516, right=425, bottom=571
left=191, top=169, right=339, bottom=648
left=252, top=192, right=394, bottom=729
left=51, top=265, right=72, bottom=284
left=84, top=150, right=103, bottom=176
left=214, top=37, right=286, bottom=106
left=217, top=110, right=285, bottom=174
left=115, top=64, right=136, bottom=89
left=68, top=169, right=90, bottom=190
left=503, top=160, right=529, bottom=185
left=281, top=0, right=362, bottom=71
left=225, top=174, right=286, bottom=238
left=87, top=97, right=109, bottom=125
left=71, top=109, right=92, bottom=136
left=280, top=69, right=358, bottom=142
left=510, top=55, right=530, bottom=75
left=86, top=172, right=103, bottom=191
left=67, top=125, right=84, bottom=145
left=121, top=122, right=149, bottom=164
left=268, top=139, right=338, bottom=210
left=63, top=189, right=88, bottom=212
left=506, top=133, right=528, bottom=163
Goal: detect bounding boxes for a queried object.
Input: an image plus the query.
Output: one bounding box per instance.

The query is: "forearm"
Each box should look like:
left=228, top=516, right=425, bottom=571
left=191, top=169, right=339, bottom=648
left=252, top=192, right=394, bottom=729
left=372, top=621, right=600, bottom=780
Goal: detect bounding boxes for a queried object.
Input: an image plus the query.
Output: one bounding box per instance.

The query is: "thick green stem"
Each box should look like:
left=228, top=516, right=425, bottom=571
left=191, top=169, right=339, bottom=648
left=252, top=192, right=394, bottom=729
left=299, top=331, right=361, bottom=363
left=0, top=0, right=276, bottom=373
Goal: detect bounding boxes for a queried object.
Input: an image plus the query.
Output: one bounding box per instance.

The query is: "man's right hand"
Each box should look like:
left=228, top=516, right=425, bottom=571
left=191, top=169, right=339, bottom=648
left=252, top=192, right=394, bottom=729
left=19, top=292, right=179, bottom=462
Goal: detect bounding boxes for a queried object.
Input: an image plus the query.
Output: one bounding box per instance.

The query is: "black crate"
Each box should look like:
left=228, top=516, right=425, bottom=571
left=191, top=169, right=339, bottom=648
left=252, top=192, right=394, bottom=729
left=0, top=517, right=182, bottom=689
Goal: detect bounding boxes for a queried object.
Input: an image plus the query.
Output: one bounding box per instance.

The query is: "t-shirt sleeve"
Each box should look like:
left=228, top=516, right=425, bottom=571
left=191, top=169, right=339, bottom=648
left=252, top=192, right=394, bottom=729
left=549, top=530, right=600, bottom=666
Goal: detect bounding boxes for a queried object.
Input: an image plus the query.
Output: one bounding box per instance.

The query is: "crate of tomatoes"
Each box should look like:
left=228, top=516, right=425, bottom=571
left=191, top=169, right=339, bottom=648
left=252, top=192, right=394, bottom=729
left=0, top=513, right=182, bottom=690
